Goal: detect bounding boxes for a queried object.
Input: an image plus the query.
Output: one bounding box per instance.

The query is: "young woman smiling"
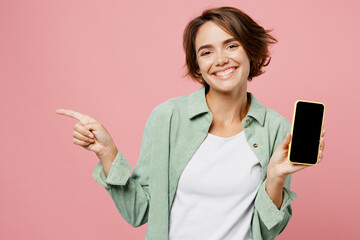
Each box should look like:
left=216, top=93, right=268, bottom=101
left=56, top=6, right=326, bottom=240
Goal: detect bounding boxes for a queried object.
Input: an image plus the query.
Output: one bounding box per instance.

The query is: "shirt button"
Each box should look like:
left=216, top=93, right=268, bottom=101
left=253, top=143, right=258, bottom=148
left=246, top=119, right=250, bottom=124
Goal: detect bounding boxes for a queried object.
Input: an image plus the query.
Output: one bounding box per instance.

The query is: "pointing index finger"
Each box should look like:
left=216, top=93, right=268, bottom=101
left=56, top=108, right=98, bottom=124
left=56, top=108, right=85, bottom=121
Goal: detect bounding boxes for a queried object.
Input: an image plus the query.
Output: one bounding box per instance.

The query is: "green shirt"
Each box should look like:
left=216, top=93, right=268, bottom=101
left=93, top=86, right=297, bottom=240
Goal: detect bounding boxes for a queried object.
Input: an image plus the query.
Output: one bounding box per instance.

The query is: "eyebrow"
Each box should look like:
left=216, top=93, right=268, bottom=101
left=197, top=38, right=238, bottom=53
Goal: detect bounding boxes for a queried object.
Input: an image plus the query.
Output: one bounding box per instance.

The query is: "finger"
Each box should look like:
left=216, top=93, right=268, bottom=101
left=318, top=149, right=323, bottom=163
left=56, top=108, right=85, bottom=120
left=83, top=122, right=102, bottom=132
left=319, top=137, right=325, bottom=151
left=72, top=131, right=95, bottom=143
left=73, top=138, right=91, bottom=147
left=321, top=128, right=326, bottom=137
left=74, top=122, right=95, bottom=138
left=283, top=132, right=291, bottom=149
left=318, top=138, right=324, bottom=163
left=56, top=108, right=97, bottom=123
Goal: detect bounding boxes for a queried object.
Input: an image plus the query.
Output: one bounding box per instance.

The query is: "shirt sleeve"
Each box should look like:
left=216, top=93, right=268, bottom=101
left=91, top=107, right=158, bottom=228
left=92, top=150, right=132, bottom=189
left=251, top=117, right=298, bottom=240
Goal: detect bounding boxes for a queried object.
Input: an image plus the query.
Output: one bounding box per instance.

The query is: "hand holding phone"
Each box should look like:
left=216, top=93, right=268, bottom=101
left=288, top=100, right=325, bottom=165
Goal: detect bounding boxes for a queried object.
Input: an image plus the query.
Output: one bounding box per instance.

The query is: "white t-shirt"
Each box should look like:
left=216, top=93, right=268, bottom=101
left=168, top=130, right=262, bottom=240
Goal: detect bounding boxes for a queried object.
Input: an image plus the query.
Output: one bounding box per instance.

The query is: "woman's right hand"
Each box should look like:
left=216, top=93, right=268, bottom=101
left=55, top=108, right=117, bottom=160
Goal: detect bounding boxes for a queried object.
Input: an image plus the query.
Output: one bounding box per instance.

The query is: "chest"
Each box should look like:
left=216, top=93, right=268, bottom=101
left=177, top=132, right=262, bottom=196
left=163, top=114, right=272, bottom=211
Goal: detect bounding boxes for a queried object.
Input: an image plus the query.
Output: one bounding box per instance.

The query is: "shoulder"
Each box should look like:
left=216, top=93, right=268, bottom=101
left=266, top=108, right=291, bottom=127
left=149, top=92, right=191, bottom=118
left=248, top=92, right=291, bottom=133
left=264, top=107, right=292, bottom=136
left=146, top=91, right=191, bottom=125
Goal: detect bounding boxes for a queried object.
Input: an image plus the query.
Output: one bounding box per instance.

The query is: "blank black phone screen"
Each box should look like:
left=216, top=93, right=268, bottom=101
left=289, top=101, right=324, bottom=164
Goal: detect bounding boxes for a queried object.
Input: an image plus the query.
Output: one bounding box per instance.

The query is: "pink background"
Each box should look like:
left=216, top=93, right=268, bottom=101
left=1, top=0, right=359, bottom=239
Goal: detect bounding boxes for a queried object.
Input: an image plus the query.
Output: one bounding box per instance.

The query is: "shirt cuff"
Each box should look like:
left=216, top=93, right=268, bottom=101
left=92, top=150, right=132, bottom=190
left=254, top=179, right=297, bottom=230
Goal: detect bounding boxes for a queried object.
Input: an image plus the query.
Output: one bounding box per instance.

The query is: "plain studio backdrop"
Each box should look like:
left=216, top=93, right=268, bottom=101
left=0, top=0, right=359, bottom=239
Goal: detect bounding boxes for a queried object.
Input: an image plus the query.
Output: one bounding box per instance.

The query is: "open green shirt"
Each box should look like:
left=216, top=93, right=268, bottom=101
left=93, top=86, right=297, bottom=240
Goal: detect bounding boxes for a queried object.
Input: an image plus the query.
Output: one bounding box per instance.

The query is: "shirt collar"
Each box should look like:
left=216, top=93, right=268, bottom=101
left=188, top=86, right=266, bottom=126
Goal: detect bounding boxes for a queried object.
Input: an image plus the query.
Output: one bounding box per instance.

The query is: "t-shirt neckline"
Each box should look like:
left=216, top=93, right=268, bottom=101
left=207, top=130, right=244, bottom=140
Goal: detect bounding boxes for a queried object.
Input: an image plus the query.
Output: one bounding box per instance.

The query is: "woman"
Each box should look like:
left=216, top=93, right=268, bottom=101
left=56, top=6, right=326, bottom=240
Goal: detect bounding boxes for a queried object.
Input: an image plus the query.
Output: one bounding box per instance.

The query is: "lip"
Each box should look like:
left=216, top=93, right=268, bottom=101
left=212, top=66, right=237, bottom=74
left=212, top=67, right=238, bottom=80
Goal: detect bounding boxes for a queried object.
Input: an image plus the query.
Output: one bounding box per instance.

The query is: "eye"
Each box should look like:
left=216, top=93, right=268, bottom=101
left=228, top=44, right=238, bottom=49
left=201, top=51, right=211, bottom=56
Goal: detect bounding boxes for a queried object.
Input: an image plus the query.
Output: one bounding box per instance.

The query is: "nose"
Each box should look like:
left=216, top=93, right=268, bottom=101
left=215, top=51, right=229, bottom=66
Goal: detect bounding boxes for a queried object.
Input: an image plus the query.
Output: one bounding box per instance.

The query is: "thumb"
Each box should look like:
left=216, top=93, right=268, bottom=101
left=280, top=132, right=292, bottom=150
left=83, top=122, right=102, bottom=131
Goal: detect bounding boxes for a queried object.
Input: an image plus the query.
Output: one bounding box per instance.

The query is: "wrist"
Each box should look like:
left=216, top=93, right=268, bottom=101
left=97, top=144, right=118, bottom=177
left=97, top=143, right=118, bottom=163
left=266, top=171, right=287, bottom=187
left=266, top=176, right=286, bottom=189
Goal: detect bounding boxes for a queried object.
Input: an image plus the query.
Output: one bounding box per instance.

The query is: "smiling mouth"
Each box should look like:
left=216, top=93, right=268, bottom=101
left=212, top=67, right=238, bottom=79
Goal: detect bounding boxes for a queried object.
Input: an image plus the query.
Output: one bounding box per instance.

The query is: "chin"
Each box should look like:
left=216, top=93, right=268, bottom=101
left=206, top=79, right=247, bottom=94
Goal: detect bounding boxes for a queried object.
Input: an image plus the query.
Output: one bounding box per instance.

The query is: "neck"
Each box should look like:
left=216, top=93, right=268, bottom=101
left=205, top=86, right=250, bottom=125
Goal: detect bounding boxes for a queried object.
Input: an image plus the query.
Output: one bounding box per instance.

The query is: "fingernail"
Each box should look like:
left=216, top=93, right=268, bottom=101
left=89, top=133, right=94, bottom=138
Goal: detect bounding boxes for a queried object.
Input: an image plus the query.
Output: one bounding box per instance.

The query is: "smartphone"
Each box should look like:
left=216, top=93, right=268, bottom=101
left=288, top=100, right=325, bottom=165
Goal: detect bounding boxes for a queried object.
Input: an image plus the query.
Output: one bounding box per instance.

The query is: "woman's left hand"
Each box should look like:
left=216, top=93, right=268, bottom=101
left=266, top=128, right=326, bottom=182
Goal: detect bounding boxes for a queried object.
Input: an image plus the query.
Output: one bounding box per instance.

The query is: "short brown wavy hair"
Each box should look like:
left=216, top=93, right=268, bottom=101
left=183, top=6, right=277, bottom=86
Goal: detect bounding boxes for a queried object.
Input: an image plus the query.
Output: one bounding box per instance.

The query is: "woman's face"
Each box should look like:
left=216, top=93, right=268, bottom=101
left=195, top=21, right=250, bottom=94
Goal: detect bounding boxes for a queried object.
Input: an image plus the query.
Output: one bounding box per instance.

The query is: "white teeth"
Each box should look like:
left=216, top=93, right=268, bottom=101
left=214, top=67, right=236, bottom=76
